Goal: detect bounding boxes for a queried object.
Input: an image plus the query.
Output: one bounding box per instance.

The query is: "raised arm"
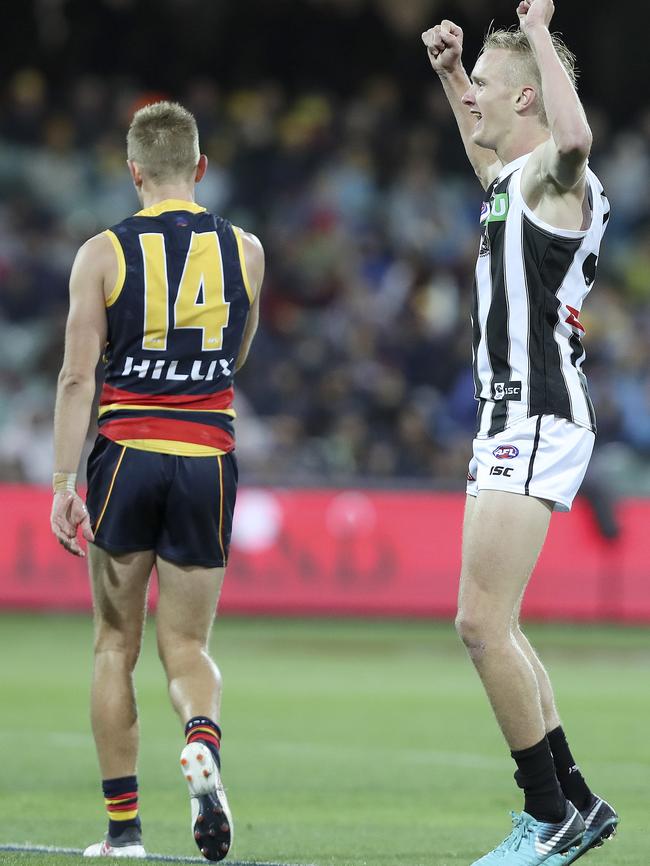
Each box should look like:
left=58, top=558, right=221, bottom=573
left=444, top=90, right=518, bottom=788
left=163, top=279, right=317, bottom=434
left=422, top=20, right=502, bottom=190
left=518, top=0, right=592, bottom=195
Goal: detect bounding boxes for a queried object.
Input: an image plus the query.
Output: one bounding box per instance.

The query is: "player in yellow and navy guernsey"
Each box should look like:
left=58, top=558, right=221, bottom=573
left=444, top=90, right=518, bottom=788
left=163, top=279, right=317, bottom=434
left=423, top=2, right=618, bottom=865
left=50, top=101, right=264, bottom=861
left=88, top=195, right=249, bottom=565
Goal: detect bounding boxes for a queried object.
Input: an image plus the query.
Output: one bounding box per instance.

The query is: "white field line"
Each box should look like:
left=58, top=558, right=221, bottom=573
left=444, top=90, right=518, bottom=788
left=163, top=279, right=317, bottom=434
left=0, top=844, right=314, bottom=866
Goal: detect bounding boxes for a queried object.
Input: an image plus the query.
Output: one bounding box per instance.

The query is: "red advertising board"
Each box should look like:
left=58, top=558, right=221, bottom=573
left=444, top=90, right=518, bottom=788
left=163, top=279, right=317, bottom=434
left=1, top=485, right=649, bottom=621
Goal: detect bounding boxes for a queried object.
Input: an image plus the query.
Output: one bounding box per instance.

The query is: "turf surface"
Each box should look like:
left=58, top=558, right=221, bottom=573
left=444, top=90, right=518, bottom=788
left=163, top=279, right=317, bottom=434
left=0, top=615, right=647, bottom=866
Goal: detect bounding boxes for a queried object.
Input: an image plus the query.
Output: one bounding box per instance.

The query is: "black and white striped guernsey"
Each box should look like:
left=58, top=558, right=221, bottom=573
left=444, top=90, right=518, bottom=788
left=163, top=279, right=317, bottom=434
left=472, top=152, right=610, bottom=438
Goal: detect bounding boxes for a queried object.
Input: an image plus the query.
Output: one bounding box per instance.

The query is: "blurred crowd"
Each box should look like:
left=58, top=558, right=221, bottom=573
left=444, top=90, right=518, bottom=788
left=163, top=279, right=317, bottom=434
left=1, top=64, right=650, bottom=494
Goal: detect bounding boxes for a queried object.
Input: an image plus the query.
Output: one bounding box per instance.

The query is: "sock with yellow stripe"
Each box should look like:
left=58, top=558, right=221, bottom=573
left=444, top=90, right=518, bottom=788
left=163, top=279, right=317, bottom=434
left=185, top=716, right=221, bottom=769
left=103, top=775, right=141, bottom=840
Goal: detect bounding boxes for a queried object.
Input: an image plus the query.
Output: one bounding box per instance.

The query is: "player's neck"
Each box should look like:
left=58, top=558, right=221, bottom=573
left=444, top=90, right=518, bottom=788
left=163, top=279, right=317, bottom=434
left=139, top=185, right=196, bottom=209
left=496, top=124, right=549, bottom=167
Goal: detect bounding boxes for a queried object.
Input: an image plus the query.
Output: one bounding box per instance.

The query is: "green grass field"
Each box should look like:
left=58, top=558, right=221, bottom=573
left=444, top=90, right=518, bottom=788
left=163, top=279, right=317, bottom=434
left=0, top=615, right=647, bottom=866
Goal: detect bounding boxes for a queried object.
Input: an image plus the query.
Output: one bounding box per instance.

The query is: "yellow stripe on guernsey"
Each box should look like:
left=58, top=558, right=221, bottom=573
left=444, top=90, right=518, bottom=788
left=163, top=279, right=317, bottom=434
left=115, top=438, right=225, bottom=457
left=134, top=198, right=206, bottom=218
left=103, top=230, right=127, bottom=307
left=98, top=404, right=236, bottom=418
left=232, top=225, right=255, bottom=305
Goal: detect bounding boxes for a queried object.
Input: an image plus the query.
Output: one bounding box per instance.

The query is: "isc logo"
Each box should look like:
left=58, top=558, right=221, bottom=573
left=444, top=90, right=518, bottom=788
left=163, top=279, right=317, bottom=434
left=493, top=445, right=519, bottom=460
left=490, top=466, right=514, bottom=477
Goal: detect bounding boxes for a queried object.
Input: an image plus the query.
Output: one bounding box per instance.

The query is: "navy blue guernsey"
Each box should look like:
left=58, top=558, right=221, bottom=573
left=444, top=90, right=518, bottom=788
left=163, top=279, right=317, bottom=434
left=99, top=199, right=253, bottom=455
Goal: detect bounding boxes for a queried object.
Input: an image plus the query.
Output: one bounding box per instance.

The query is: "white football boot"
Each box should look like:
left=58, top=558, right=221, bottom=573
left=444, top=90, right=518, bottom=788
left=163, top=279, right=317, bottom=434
left=83, top=826, right=146, bottom=858
left=180, top=741, right=233, bottom=861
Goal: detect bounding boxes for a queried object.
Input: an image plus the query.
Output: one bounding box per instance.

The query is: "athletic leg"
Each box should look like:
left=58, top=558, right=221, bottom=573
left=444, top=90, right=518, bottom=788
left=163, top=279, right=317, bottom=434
left=511, top=599, right=561, bottom=732
left=155, top=557, right=225, bottom=724
left=464, top=495, right=583, bottom=788
left=457, top=489, right=553, bottom=751
left=458, top=491, right=589, bottom=866
left=512, top=597, right=597, bottom=799
left=155, top=556, right=231, bottom=862
left=85, top=544, right=154, bottom=857
left=509, top=602, right=619, bottom=858
left=89, top=545, right=154, bottom=779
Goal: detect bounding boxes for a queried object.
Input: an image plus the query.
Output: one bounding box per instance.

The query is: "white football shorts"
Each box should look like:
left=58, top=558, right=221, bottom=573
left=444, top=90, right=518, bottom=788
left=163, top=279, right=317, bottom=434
left=466, top=414, right=595, bottom=512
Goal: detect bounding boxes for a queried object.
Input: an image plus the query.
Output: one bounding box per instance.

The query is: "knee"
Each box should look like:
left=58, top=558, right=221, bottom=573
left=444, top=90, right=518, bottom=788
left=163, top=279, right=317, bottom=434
left=157, top=632, right=208, bottom=671
left=455, top=606, right=513, bottom=661
left=455, top=610, right=487, bottom=651
left=93, top=626, right=141, bottom=672
left=455, top=604, right=506, bottom=658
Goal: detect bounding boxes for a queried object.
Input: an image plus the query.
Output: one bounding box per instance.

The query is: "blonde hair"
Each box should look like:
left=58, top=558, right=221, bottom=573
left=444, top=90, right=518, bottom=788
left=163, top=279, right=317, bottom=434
left=481, top=27, right=578, bottom=125
left=127, top=101, right=200, bottom=183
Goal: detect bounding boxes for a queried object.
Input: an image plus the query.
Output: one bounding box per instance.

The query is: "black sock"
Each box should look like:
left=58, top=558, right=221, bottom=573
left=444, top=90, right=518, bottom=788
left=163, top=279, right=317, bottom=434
left=512, top=737, right=566, bottom=823
left=185, top=716, right=221, bottom=769
left=547, top=726, right=593, bottom=811
left=103, top=775, right=141, bottom=839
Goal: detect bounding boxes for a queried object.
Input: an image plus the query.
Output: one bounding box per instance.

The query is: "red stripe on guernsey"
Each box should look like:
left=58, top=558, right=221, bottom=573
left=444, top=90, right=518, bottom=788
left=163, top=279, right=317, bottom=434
left=100, top=383, right=234, bottom=411
left=101, top=417, right=235, bottom=451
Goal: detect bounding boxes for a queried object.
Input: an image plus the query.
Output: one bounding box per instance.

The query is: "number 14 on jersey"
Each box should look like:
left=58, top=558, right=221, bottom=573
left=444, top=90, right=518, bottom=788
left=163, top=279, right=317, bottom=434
left=139, top=230, right=230, bottom=352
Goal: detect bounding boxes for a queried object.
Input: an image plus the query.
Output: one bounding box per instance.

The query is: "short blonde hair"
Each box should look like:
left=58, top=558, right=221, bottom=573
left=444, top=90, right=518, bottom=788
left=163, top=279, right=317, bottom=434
left=127, top=101, right=200, bottom=183
left=481, top=28, right=578, bottom=125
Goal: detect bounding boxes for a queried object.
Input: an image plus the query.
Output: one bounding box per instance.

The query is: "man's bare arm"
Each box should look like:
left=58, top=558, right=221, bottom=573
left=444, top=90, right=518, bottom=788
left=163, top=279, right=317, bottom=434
left=235, top=230, right=265, bottom=371
left=519, top=0, right=592, bottom=196
left=51, top=234, right=111, bottom=555
left=422, top=20, right=502, bottom=190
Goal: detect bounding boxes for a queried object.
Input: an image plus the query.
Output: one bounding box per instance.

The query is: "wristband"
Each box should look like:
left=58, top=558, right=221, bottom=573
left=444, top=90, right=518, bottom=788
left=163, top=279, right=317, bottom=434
left=53, top=472, right=77, bottom=493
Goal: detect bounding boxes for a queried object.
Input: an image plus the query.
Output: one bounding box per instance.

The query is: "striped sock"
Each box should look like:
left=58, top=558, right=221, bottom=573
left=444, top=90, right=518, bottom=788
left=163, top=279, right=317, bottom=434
left=103, top=775, right=141, bottom=839
left=185, top=716, right=222, bottom=769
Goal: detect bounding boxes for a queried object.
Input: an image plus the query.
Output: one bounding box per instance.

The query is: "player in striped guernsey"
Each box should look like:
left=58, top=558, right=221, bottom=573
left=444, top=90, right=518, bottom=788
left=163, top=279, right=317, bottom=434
left=423, top=2, right=617, bottom=864
left=50, top=101, right=263, bottom=860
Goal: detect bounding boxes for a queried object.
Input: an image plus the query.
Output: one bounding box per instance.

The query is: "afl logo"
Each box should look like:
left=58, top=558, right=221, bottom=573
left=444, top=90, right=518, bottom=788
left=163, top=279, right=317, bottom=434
left=493, top=445, right=519, bottom=460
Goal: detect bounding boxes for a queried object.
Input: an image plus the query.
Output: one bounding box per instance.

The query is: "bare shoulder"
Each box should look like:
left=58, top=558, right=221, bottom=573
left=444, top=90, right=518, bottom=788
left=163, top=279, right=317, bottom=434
left=72, top=231, right=116, bottom=278
left=70, top=231, right=119, bottom=303
left=77, top=231, right=115, bottom=262
left=236, top=228, right=265, bottom=297
left=238, top=228, right=264, bottom=259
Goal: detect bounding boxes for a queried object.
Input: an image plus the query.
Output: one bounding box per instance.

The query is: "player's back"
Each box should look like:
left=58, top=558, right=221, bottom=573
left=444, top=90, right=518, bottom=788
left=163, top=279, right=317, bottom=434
left=99, top=198, right=254, bottom=456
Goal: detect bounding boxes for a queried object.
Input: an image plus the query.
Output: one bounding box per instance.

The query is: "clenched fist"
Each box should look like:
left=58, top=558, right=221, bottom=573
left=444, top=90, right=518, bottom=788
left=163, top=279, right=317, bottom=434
left=517, top=0, right=555, bottom=35
left=422, top=20, right=464, bottom=76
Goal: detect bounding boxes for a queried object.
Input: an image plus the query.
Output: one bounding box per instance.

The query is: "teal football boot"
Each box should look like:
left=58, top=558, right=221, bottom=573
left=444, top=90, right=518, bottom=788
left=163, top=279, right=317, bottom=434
left=562, top=795, right=618, bottom=863
left=471, top=802, right=585, bottom=866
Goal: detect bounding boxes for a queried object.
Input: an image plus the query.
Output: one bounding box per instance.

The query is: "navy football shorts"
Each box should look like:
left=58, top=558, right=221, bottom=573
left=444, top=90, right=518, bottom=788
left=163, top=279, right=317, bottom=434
left=86, top=435, right=238, bottom=568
